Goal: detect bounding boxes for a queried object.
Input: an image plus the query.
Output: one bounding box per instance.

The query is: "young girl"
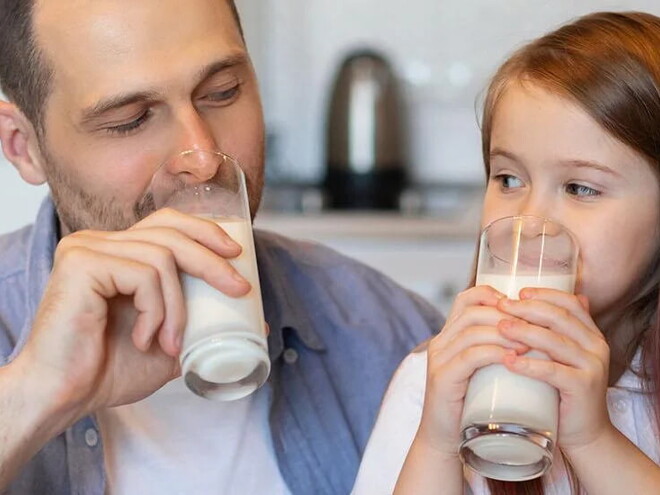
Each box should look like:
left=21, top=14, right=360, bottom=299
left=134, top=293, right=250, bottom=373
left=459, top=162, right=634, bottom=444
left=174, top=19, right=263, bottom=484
left=353, top=11, right=660, bottom=495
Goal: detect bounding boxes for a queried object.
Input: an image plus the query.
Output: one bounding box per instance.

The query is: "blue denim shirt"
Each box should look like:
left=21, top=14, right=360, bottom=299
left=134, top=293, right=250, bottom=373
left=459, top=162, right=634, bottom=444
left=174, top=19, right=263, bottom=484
left=0, top=199, right=442, bottom=495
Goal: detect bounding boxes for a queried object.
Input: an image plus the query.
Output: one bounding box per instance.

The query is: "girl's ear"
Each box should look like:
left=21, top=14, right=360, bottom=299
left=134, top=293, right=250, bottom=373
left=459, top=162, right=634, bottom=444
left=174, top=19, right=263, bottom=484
left=0, top=101, right=48, bottom=185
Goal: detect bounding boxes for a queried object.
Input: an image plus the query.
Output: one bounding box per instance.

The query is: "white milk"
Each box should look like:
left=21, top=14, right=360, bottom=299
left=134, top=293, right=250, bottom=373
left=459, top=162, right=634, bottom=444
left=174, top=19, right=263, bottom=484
left=180, top=218, right=268, bottom=389
left=461, top=273, right=575, bottom=466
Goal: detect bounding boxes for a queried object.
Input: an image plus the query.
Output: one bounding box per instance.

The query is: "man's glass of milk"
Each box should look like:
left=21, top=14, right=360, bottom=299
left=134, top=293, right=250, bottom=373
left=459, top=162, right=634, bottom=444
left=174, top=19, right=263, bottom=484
left=150, top=150, right=270, bottom=401
left=459, top=216, right=579, bottom=481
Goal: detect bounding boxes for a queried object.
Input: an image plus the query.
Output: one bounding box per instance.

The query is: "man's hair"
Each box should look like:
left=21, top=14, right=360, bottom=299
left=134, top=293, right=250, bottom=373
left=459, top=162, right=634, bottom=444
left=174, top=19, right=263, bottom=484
left=0, top=0, right=243, bottom=135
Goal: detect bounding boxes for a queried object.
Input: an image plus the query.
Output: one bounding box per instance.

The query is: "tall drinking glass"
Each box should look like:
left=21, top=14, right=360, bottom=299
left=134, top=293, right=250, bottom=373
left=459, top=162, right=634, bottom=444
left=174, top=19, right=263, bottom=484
left=151, top=150, right=270, bottom=401
left=459, top=216, right=579, bottom=481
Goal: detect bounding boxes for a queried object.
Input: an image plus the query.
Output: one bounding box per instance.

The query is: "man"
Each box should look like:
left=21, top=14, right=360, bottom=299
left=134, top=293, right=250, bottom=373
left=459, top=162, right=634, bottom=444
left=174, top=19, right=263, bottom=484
left=0, top=1, right=441, bottom=493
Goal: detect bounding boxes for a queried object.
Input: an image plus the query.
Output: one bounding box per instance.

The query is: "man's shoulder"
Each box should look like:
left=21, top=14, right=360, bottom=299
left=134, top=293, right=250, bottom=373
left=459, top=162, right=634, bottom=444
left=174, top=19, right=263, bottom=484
left=255, top=228, right=373, bottom=270
left=254, top=229, right=443, bottom=335
left=0, top=225, right=33, bottom=281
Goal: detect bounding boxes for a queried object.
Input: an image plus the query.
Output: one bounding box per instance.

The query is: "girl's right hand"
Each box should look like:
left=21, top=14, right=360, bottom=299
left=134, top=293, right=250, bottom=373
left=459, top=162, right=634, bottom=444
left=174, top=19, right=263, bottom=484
left=415, top=285, right=529, bottom=455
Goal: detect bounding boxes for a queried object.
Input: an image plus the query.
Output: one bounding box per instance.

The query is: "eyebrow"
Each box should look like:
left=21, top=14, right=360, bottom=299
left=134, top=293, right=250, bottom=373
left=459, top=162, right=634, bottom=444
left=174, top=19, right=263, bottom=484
left=80, top=52, right=249, bottom=125
left=490, top=148, right=622, bottom=178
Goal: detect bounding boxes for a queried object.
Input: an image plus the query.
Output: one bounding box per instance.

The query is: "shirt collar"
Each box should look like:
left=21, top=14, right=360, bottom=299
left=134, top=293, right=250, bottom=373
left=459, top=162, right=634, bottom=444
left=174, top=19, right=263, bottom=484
left=21, top=198, right=325, bottom=361
left=254, top=231, right=326, bottom=360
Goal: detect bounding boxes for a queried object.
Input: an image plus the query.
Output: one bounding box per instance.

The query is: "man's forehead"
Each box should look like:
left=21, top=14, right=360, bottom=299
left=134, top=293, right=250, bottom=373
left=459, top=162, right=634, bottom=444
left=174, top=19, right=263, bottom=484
left=33, top=0, right=242, bottom=92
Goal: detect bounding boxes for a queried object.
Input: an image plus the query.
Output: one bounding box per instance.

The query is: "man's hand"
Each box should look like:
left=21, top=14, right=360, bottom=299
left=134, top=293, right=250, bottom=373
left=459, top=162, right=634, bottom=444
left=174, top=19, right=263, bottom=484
left=0, top=208, right=250, bottom=489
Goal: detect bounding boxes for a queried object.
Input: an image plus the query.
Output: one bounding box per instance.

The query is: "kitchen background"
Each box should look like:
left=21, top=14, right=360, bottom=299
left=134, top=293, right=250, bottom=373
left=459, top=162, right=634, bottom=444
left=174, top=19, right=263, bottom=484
left=0, top=1, right=658, bottom=312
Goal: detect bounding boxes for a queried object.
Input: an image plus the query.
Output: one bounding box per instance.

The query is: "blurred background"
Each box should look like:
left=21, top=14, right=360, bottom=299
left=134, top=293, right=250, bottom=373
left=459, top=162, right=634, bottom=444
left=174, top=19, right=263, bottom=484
left=1, top=0, right=658, bottom=312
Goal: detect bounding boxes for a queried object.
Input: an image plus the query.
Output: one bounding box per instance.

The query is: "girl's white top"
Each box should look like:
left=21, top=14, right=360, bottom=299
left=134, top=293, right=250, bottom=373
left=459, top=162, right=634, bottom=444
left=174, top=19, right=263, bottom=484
left=352, top=349, right=659, bottom=495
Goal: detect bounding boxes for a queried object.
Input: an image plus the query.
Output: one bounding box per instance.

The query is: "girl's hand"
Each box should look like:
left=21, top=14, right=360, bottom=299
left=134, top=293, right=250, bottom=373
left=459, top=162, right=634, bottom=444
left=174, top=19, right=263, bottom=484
left=496, top=288, right=613, bottom=453
left=417, top=285, right=529, bottom=456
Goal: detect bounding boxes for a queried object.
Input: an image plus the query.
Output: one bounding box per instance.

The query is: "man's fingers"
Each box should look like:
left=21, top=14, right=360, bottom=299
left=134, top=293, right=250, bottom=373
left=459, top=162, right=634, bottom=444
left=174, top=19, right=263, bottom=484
left=58, top=237, right=186, bottom=356
left=56, top=246, right=167, bottom=354
left=65, top=228, right=250, bottom=297
left=130, top=208, right=242, bottom=258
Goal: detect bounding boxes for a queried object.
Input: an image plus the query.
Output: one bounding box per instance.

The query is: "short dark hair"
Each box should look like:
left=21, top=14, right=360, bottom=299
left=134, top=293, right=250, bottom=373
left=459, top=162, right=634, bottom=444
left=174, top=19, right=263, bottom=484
left=0, top=0, right=243, bottom=134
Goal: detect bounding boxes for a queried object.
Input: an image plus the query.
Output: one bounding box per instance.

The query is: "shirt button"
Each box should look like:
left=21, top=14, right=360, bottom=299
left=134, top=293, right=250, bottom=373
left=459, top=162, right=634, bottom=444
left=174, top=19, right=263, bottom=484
left=283, top=348, right=298, bottom=365
left=614, top=399, right=628, bottom=414
left=85, top=428, right=99, bottom=448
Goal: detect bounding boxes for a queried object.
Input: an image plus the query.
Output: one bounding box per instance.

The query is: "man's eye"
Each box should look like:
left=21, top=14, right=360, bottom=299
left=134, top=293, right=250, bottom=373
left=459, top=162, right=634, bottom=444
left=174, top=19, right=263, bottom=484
left=205, top=85, right=240, bottom=103
left=565, top=183, right=601, bottom=197
left=106, top=111, right=151, bottom=136
left=493, top=174, right=524, bottom=190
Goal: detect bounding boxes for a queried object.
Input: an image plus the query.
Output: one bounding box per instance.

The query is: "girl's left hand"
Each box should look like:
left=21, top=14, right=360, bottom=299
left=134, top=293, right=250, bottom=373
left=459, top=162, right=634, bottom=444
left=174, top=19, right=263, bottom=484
left=496, top=288, right=614, bottom=453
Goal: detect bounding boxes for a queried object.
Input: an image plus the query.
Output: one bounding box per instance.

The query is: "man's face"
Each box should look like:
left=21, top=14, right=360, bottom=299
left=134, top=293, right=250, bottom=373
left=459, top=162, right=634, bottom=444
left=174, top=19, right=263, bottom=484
left=33, top=0, right=265, bottom=233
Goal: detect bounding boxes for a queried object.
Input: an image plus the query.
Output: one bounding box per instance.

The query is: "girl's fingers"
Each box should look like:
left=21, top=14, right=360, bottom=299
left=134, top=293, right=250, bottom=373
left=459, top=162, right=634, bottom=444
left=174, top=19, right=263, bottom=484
left=498, top=320, right=605, bottom=372
left=497, top=296, right=606, bottom=356
left=437, top=305, right=512, bottom=343
left=445, top=285, right=505, bottom=323
left=503, top=353, right=595, bottom=395
left=517, top=288, right=598, bottom=334
left=429, top=325, right=528, bottom=368
left=429, top=345, right=514, bottom=387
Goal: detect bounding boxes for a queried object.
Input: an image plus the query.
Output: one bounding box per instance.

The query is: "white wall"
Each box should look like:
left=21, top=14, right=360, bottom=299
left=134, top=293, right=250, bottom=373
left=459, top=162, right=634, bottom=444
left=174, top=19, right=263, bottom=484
left=260, top=1, right=660, bottom=184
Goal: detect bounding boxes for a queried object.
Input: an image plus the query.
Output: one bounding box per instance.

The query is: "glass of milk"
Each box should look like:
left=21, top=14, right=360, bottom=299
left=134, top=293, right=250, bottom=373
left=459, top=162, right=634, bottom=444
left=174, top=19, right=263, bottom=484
left=459, top=215, right=579, bottom=481
left=150, top=150, right=270, bottom=401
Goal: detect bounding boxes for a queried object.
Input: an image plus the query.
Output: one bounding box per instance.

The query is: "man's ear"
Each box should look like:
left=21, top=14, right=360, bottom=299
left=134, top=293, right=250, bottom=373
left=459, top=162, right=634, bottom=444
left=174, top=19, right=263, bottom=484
left=0, top=100, right=48, bottom=185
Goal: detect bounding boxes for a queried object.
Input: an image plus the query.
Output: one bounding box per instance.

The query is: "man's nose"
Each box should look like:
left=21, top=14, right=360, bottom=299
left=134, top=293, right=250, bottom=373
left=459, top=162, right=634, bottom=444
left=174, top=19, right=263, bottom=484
left=163, top=149, right=224, bottom=183
left=168, top=111, right=219, bottom=180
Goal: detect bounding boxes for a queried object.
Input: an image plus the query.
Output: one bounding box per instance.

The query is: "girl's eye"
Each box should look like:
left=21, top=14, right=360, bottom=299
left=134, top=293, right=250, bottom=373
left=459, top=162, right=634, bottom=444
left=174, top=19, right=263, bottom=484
left=493, top=174, right=524, bottom=190
left=205, top=85, right=240, bottom=103
left=106, top=110, right=151, bottom=136
left=565, top=183, right=601, bottom=197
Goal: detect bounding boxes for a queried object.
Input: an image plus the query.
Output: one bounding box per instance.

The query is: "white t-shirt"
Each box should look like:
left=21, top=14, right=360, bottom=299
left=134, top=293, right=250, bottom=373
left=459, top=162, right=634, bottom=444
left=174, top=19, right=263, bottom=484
left=352, top=350, right=660, bottom=495
left=97, top=378, right=291, bottom=495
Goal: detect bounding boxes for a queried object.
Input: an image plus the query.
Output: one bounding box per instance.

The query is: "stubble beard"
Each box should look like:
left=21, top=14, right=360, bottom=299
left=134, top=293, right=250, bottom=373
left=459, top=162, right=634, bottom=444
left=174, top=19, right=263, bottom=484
left=41, top=147, right=265, bottom=235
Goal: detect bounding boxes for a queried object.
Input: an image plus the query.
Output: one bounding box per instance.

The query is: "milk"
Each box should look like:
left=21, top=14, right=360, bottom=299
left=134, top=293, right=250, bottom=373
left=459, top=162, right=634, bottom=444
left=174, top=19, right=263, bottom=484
left=179, top=218, right=269, bottom=399
left=460, top=273, right=575, bottom=472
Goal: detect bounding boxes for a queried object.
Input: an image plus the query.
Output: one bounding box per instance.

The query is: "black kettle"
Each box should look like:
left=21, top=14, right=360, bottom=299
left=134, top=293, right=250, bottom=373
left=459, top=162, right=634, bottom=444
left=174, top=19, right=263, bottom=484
left=324, top=50, right=407, bottom=209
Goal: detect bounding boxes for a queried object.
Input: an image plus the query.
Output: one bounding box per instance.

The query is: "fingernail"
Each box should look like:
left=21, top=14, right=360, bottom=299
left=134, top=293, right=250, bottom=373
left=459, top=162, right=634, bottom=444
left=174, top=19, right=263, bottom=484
left=224, top=237, right=242, bottom=251
left=520, top=289, right=535, bottom=300
left=233, top=271, right=249, bottom=286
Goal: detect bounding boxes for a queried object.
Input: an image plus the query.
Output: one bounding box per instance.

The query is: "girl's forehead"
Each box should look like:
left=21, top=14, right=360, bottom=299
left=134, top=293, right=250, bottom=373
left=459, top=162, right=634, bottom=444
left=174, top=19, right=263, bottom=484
left=489, top=83, right=656, bottom=181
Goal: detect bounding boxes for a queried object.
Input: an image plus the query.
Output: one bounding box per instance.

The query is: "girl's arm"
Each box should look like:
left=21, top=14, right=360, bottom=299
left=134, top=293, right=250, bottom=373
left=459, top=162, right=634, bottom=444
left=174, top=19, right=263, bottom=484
left=563, top=425, right=660, bottom=495
left=393, top=433, right=464, bottom=495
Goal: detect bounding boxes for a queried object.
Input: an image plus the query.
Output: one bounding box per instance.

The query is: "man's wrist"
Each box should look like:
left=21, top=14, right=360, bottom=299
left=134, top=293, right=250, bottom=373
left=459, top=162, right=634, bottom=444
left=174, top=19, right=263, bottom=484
left=1, top=356, right=81, bottom=444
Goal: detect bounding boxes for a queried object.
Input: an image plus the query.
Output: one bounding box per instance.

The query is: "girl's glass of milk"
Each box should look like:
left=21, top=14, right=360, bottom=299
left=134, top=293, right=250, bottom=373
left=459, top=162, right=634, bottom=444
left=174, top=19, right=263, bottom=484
left=151, top=150, right=270, bottom=401
left=459, top=215, right=579, bottom=481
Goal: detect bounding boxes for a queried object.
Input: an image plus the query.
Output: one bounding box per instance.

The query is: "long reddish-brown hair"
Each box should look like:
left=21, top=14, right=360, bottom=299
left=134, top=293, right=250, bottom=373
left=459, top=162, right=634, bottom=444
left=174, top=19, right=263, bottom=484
left=479, top=11, right=660, bottom=495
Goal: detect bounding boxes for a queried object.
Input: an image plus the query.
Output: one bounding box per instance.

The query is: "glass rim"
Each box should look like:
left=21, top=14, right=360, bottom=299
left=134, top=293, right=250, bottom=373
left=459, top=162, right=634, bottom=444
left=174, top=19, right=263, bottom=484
left=481, top=215, right=579, bottom=249
left=154, top=148, right=242, bottom=175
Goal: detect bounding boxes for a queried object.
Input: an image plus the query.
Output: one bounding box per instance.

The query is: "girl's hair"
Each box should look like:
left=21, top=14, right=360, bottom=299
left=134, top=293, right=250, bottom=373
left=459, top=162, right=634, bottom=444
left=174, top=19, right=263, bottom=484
left=479, top=11, right=660, bottom=495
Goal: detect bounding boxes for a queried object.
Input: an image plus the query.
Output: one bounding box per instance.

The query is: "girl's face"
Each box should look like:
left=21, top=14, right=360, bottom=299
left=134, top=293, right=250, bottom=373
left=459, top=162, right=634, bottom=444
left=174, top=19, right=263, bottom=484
left=483, top=82, right=660, bottom=324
